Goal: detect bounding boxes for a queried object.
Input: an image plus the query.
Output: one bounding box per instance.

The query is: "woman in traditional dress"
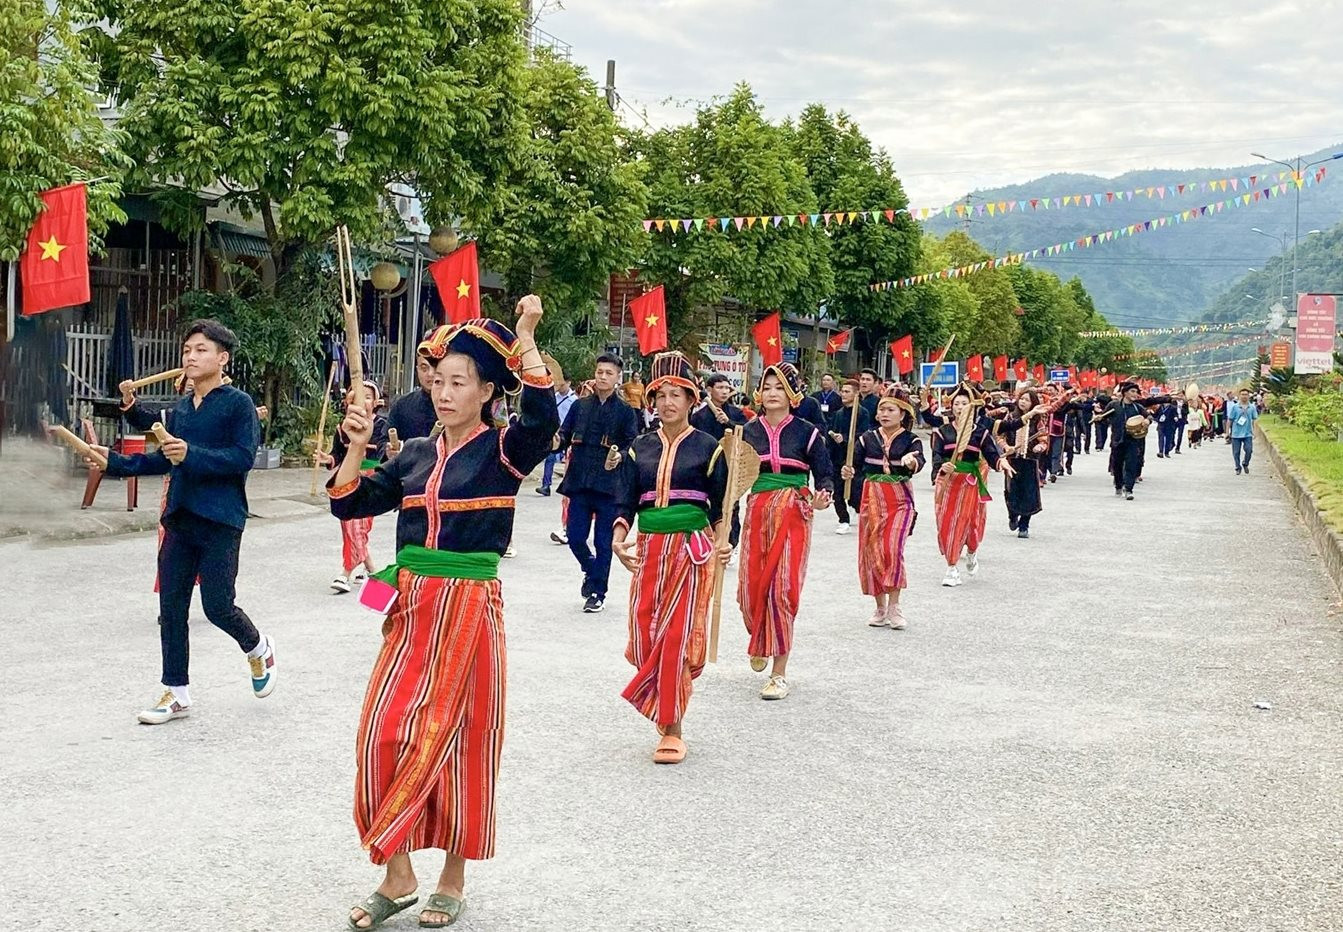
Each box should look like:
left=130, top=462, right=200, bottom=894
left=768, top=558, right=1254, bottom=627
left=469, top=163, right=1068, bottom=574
left=841, top=391, right=924, bottom=629
left=929, top=382, right=1012, bottom=587
left=330, top=298, right=557, bottom=930
left=612, top=351, right=729, bottom=764
left=320, top=380, right=389, bottom=593
left=993, top=389, right=1049, bottom=539
left=737, top=363, right=833, bottom=699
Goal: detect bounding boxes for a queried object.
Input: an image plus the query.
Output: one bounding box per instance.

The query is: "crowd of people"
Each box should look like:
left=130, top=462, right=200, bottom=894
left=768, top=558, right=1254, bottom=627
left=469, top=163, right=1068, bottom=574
left=96, top=299, right=1264, bottom=929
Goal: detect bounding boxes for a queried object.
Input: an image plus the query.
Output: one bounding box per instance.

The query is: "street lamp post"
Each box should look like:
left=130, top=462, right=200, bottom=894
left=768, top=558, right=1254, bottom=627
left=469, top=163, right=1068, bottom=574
left=1250, top=150, right=1342, bottom=304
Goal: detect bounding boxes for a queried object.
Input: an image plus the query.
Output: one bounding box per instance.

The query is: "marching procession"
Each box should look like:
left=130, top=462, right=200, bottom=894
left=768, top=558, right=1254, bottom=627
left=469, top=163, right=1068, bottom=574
left=87, top=293, right=1268, bottom=931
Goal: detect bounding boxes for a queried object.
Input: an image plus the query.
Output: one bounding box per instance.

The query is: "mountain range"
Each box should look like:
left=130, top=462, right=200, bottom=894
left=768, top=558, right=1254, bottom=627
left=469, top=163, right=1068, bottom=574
left=923, top=145, right=1343, bottom=331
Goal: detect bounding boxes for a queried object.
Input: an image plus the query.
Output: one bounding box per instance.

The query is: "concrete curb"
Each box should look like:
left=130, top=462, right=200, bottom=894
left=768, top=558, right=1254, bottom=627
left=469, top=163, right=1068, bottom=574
left=1257, top=422, right=1343, bottom=597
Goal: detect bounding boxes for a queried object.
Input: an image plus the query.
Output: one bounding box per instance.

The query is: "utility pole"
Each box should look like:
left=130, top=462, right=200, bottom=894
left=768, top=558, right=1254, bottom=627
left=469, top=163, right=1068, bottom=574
left=604, top=60, right=617, bottom=112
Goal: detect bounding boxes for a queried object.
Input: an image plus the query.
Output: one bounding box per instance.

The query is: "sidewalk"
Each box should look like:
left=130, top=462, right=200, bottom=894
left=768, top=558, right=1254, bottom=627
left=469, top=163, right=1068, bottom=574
left=0, top=438, right=328, bottom=542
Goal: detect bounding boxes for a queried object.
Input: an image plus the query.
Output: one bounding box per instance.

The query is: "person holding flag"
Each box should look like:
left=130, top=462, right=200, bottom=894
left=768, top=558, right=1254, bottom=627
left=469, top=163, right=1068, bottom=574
left=736, top=362, right=833, bottom=700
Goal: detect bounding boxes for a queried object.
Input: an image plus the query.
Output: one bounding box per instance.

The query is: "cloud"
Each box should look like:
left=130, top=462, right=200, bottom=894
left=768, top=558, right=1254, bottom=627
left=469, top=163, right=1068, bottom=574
left=545, top=0, right=1343, bottom=206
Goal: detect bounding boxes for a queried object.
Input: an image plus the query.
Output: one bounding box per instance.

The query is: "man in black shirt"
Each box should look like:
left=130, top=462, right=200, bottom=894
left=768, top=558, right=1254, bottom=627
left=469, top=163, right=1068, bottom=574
left=812, top=372, right=840, bottom=422
left=95, top=319, right=276, bottom=725
left=858, top=367, right=880, bottom=418
left=555, top=354, right=641, bottom=612
left=385, top=347, right=438, bottom=441
left=827, top=379, right=873, bottom=533
left=690, top=373, right=747, bottom=439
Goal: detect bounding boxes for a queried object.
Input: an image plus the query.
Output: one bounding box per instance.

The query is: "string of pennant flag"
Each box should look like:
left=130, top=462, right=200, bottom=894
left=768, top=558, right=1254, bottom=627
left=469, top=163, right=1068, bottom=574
left=1110, top=334, right=1264, bottom=360
left=1078, top=319, right=1267, bottom=338
left=870, top=174, right=1328, bottom=293
left=1134, top=355, right=1256, bottom=372
left=640, top=168, right=1326, bottom=234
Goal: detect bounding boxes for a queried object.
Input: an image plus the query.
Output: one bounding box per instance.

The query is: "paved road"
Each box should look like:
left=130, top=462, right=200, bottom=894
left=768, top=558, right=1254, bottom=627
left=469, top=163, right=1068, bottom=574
left=4, top=440, right=1341, bottom=931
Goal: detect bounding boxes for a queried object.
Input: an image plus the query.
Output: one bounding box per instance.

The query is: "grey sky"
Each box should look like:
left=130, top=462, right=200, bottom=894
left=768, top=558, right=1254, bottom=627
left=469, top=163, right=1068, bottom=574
left=545, top=0, right=1343, bottom=208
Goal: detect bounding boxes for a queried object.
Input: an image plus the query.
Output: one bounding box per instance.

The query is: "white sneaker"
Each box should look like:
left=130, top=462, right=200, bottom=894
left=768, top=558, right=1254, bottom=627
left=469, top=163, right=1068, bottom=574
left=867, top=607, right=888, bottom=627
left=835, top=523, right=852, bottom=535
left=760, top=674, right=790, bottom=700
left=138, top=689, right=190, bottom=725
left=941, top=567, right=962, bottom=588
left=330, top=574, right=351, bottom=593
left=504, top=543, right=516, bottom=558
left=550, top=530, right=568, bottom=545
left=887, top=603, right=907, bottom=630
left=350, top=565, right=370, bottom=584
left=965, top=552, right=979, bottom=576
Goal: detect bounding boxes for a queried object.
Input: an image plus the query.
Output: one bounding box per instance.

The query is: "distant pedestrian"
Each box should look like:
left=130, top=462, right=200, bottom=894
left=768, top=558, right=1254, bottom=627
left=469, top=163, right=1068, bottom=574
left=1228, top=388, right=1259, bottom=475
left=536, top=375, right=576, bottom=496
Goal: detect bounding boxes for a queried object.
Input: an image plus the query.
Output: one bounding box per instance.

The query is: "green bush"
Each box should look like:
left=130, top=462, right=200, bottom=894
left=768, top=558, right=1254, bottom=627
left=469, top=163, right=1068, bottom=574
left=1280, top=373, right=1343, bottom=438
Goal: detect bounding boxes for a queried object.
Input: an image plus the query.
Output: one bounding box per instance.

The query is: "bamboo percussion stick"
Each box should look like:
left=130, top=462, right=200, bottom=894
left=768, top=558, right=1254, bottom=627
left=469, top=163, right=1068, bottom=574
left=150, top=422, right=172, bottom=444
left=52, top=425, right=108, bottom=470
left=124, top=368, right=185, bottom=391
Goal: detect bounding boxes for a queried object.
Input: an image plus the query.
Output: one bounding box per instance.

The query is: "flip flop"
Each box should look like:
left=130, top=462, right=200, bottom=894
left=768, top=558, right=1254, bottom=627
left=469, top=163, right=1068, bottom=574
left=653, top=734, right=687, bottom=764
left=348, top=891, right=418, bottom=930
left=419, top=892, right=466, bottom=928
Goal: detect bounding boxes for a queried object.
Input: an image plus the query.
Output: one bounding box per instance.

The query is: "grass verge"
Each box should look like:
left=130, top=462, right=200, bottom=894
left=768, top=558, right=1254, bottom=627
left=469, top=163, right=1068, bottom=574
left=1260, top=414, right=1343, bottom=534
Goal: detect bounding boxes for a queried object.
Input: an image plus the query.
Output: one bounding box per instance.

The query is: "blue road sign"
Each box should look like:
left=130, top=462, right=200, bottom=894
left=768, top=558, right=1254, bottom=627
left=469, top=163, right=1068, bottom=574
left=920, top=361, right=960, bottom=388
left=1048, top=368, right=1070, bottom=383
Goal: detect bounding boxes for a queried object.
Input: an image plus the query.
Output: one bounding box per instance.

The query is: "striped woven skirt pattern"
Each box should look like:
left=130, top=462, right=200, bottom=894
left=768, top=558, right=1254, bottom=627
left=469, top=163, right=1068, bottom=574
left=858, top=480, right=917, bottom=594
left=622, top=530, right=712, bottom=726
left=737, top=487, right=813, bottom=658
left=933, top=466, right=987, bottom=565
left=340, top=516, right=375, bottom=574
left=354, top=571, right=506, bottom=864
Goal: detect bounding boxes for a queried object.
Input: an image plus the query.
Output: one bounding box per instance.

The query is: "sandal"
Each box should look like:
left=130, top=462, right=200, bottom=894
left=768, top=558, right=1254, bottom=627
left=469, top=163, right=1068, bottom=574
left=419, top=892, right=466, bottom=928
left=348, top=891, right=418, bottom=930
left=653, top=734, right=687, bottom=764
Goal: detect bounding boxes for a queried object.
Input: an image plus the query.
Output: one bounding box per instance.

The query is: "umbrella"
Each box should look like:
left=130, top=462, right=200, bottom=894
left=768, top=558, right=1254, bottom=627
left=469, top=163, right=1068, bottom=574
left=106, top=286, right=135, bottom=398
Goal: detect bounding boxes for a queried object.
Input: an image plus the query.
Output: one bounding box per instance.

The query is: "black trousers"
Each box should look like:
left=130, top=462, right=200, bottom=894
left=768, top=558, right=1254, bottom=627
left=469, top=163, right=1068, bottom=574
left=1095, top=420, right=1109, bottom=450
left=833, top=470, right=862, bottom=525
left=1080, top=421, right=1092, bottom=452
left=159, top=511, right=261, bottom=687
left=1110, top=441, right=1143, bottom=493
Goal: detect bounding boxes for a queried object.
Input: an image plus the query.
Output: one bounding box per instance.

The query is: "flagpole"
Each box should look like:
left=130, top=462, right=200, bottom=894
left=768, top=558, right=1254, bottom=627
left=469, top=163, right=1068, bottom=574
left=5, top=261, right=15, bottom=349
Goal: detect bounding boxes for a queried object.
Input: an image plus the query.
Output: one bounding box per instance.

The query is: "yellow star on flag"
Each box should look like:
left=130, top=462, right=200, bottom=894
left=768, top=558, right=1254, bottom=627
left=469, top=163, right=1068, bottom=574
left=901, top=350, right=910, bottom=358
left=38, top=236, right=67, bottom=262
left=456, top=279, right=471, bottom=299
left=645, top=313, right=659, bottom=327
left=768, top=337, right=777, bottom=346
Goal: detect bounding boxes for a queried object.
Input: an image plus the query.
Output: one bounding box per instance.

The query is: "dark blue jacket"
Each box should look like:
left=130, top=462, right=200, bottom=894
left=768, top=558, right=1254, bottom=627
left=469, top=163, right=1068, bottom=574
left=555, top=392, right=640, bottom=498
left=106, top=384, right=259, bottom=530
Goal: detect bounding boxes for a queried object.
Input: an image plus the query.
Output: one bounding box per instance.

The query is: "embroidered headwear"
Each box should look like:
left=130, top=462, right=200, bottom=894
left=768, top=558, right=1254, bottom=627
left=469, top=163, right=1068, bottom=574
left=645, top=351, right=702, bottom=403
left=877, top=387, right=916, bottom=423
left=417, top=318, right=521, bottom=399
left=755, top=362, right=805, bottom=407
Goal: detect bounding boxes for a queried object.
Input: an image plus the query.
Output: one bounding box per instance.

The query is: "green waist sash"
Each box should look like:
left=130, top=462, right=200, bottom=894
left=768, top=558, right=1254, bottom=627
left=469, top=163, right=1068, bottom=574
left=359, top=458, right=381, bottom=471
left=371, top=545, right=500, bottom=584
left=952, top=458, right=991, bottom=499
left=751, top=472, right=808, bottom=493
left=867, top=471, right=911, bottom=484
left=637, top=503, right=710, bottom=534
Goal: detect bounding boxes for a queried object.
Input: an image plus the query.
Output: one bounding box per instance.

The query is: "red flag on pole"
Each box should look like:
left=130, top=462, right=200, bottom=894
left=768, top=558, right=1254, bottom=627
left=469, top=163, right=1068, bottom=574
left=1012, top=358, right=1028, bottom=381
left=21, top=183, right=90, bottom=316
left=966, top=354, right=984, bottom=382
left=427, top=241, right=481, bottom=324
left=752, top=311, right=784, bottom=366
left=629, top=285, right=667, bottom=355
left=890, top=334, right=914, bottom=375
left=993, top=355, right=1009, bottom=382
left=1068, top=365, right=1078, bottom=386
left=825, top=329, right=852, bottom=354
left=1033, top=363, right=1046, bottom=384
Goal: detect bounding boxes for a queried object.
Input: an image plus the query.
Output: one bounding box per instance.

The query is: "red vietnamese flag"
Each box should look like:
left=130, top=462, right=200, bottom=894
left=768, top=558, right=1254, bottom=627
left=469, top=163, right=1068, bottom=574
left=890, top=334, right=914, bottom=375
left=1068, top=365, right=1078, bottom=386
left=629, top=285, right=667, bottom=355
left=1033, top=363, right=1046, bottom=384
left=966, top=354, right=984, bottom=381
left=752, top=311, right=784, bottom=366
left=993, top=355, right=1009, bottom=382
left=1012, top=358, right=1029, bottom=381
left=825, top=329, right=852, bottom=354
left=427, top=241, right=481, bottom=324
left=21, top=183, right=90, bottom=315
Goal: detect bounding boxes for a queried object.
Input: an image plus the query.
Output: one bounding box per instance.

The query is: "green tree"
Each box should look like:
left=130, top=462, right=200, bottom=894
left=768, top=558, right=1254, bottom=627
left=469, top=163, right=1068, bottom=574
left=912, top=232, right=1020, bottom=355
left=89, top=0, right=527, bottom=282
left=471, top=52, right=647, bottom=333
left=635, top=84, right=832, bottom=344
left=1, top=0, right=127, bottom=261
left=790, top=105, right=919, bottom=343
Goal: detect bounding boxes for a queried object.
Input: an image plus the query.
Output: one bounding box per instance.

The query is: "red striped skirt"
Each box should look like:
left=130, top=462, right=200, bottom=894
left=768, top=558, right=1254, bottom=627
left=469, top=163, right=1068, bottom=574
left=354, top=571, right=506, bottom=864
left=341, top=516, right=375, bottom=573
left=622, top=530, right=713, bottom=726
left=737, top=487, right=812, bottom=658
left=933, top=465, right=988, bottom=565
left=858, top=480, right=917, bottom=594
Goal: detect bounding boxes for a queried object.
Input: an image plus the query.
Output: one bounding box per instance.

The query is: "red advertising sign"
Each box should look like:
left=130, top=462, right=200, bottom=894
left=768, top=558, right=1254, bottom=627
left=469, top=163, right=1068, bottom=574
left=1295, top=294, right=1337, bottom=374
left=1269, top=341, right=1291, bottom=368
